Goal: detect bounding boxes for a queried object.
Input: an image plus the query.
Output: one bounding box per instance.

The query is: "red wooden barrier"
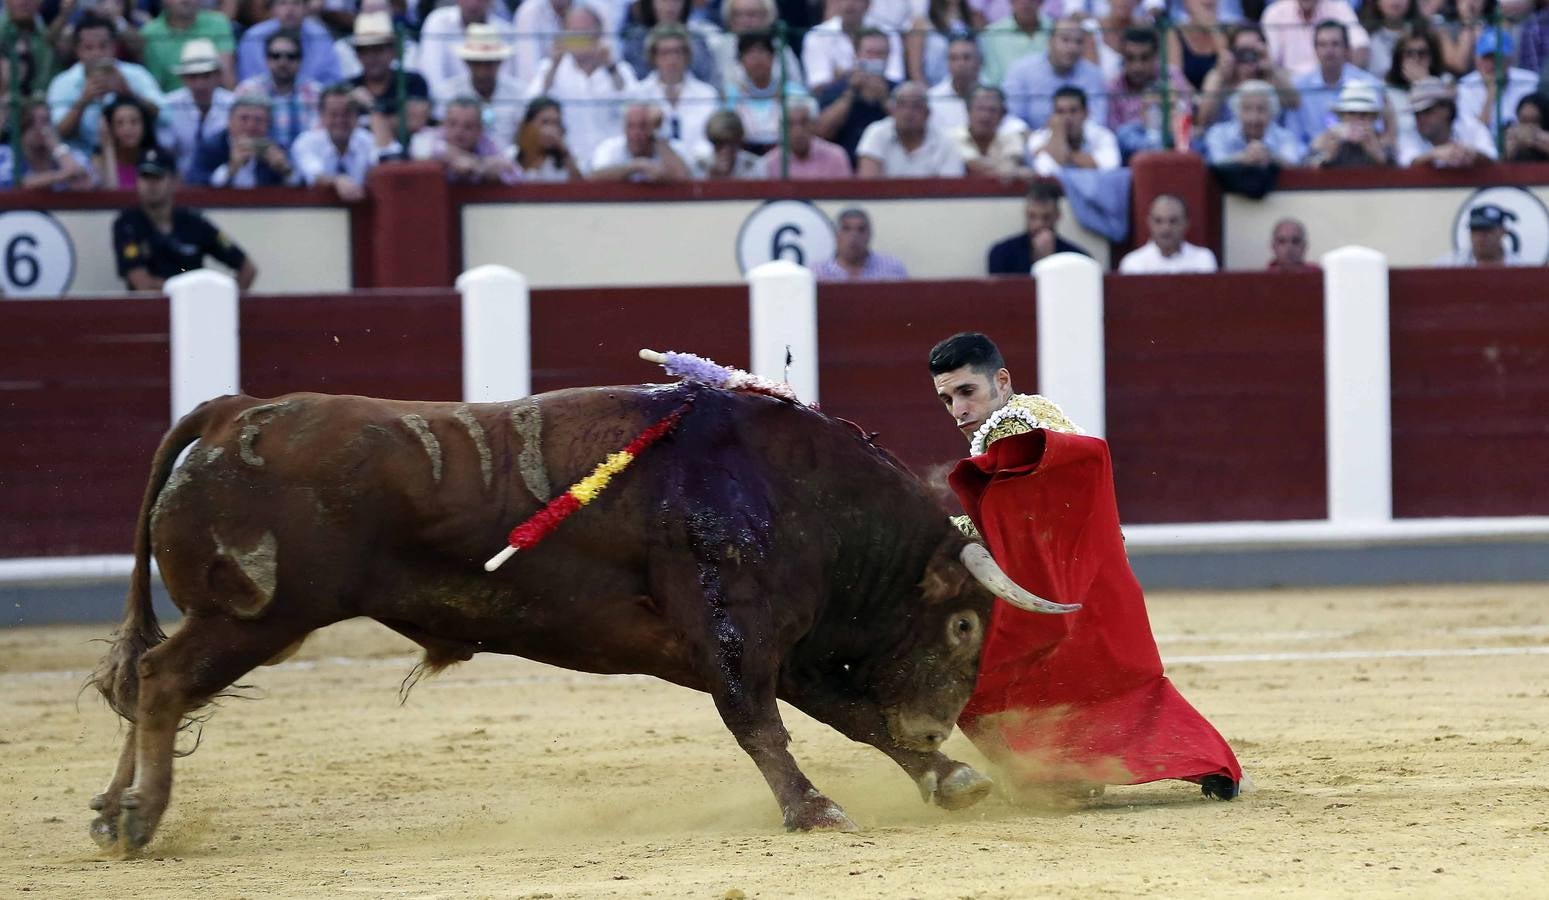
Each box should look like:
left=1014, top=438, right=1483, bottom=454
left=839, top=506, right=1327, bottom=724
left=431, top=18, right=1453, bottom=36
left=0, top=297, right=169, bottom=556
left=816, top=278, right=1039, bottom=487
left=1104, top=270, right=1327, bottom=523
left=241, top=291, right=463, bottom=401
left=529, top=285, right=749, bottom=393
left=1390, top=267, right=1549, bottom=517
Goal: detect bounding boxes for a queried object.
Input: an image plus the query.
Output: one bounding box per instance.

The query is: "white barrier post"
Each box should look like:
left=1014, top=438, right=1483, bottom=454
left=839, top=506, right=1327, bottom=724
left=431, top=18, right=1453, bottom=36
left=1321, top=245, right=1392, bottom=523
left=166, top=268, right=239, bottom=422
left=1033, top=251, right=1106, bottom=438
left=457, top=264, right=530, bottom=402
left=747, top=259, right=818, bottom=404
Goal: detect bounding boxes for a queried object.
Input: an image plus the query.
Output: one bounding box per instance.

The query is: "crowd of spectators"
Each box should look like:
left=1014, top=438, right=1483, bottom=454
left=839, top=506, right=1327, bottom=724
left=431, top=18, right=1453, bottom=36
left=4, top=0, right=1549, bottom=194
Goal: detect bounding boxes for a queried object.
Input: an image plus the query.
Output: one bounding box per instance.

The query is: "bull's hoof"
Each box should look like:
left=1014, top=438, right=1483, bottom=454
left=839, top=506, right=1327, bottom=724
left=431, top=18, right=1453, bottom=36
left=1201, top=775, right=1239, bottom=801
left=784, top=790, right=859, bottom=833
left=89, top=814, right=119, bottom=850
left=933, top=764, right=993, bottom=811
left=117, top=790, right=160, bottom=852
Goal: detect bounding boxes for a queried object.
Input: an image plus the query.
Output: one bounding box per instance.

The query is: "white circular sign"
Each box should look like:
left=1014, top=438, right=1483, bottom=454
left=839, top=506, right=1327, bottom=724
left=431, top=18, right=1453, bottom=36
left=736, top=199, right=836, bottom=274
left=0, top=210, right=75, bottom=298
left=1451, top=186, right=1549, bottom=264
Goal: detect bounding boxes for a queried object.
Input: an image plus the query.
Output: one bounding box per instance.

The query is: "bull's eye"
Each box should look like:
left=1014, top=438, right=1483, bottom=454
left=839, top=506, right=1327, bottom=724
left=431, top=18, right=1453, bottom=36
left=955, top=618, right=972, bottom=634
left=947, top=611, right=980, bottom=647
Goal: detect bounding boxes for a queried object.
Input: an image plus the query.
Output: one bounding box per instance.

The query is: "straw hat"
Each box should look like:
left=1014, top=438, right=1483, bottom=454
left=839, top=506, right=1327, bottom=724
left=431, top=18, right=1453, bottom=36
left=455, top=23, right=513, bottom=62
left=1332, top=81, right=1380, bottom=115
left=173, top=38, right=221, bottom=76
left=351, top=11, right=396, bottom=47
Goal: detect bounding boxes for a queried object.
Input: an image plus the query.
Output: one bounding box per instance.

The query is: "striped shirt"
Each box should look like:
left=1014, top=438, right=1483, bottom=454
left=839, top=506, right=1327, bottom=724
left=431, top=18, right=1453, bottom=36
left=813, top=252, right=909, bottom=281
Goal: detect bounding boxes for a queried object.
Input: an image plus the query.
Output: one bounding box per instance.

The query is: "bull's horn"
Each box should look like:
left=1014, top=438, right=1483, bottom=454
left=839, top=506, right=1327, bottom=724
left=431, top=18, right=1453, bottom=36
left=959, top=543, right=1081, bottom=614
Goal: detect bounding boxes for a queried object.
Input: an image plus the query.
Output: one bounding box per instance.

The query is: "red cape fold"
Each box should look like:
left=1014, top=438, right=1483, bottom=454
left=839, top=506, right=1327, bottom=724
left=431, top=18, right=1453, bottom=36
left=949, top=429, right=1242, bottom=787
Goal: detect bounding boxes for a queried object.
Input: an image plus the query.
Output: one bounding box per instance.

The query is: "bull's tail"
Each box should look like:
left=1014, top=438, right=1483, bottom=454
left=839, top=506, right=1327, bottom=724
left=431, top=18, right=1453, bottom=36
left=91, top=396, right=237, bottom=723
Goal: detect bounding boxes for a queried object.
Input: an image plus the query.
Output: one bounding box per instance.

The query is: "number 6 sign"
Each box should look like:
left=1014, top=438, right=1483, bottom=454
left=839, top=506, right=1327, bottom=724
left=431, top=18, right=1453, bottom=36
left=0, top=210, right=76, bottom=298
left=735, top=200, right=836, bottom=275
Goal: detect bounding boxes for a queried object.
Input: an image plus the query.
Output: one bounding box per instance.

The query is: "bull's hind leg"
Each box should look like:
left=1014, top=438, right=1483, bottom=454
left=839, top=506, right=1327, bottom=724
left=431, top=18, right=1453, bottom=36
left=114, top=614, right=309, bottom=853
left=88, top=725, right=139, bottom=849
left=653, top=556, right=856, bottom=833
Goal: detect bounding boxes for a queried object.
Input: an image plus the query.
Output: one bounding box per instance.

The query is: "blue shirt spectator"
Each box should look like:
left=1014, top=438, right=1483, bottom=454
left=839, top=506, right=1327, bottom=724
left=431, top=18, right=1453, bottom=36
left=236, top=0, right=341, bottom=85
left=1204, top=80, right=1305, bottom=166
left=1000, top=18, right=1108, bottom=131
left=1290, top=62, right=1380, bottom=142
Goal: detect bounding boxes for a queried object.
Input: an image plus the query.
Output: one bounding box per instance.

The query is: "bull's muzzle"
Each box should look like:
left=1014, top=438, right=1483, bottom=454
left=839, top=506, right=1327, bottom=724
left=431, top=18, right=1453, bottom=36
left=886, top=710, right=955, bottom=753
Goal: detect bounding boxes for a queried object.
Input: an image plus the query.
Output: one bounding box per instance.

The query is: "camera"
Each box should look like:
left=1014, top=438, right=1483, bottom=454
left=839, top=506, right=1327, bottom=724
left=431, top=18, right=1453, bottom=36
left=856, top=58, right=886, bottom=76
left=1234, top=48, right=1261, bottom=63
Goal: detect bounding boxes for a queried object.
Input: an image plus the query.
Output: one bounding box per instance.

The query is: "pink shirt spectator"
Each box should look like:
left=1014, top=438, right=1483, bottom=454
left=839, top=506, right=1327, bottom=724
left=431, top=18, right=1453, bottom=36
left=760, top=136, right=854, bottom=179
left=813, top=251, right=909, bottom=280
left=1261, top=0, right=1370, bottom=77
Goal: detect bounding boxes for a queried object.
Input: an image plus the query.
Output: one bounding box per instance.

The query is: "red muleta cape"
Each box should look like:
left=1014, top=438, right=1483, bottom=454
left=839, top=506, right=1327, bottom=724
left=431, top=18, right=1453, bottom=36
left=949, top=428, right=1242, bottom=787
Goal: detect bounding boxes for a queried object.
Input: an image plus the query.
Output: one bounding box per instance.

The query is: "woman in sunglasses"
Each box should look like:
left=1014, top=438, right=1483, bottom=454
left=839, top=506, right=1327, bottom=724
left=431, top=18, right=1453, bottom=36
left=1383, top=24, right=1444, bottom=137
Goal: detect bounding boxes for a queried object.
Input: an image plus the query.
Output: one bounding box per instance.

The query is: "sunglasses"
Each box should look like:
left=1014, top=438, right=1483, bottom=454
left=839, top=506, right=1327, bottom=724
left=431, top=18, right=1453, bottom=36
left=1402, top=47, right=1431, bottom=57
left=268, top=51, right=301, bottom=61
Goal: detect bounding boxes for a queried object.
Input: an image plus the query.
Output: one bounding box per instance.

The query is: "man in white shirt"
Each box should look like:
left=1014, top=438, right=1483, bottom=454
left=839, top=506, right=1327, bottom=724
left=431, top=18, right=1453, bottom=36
left=1398, top=76, right=1496, bottom=168
left=589, top=102, right=694, bottom=182
left=855, top=81, right=966, bottom=177
left=511, top=0, right=573, bottom=86
left=927, top=34, right=985, bottom=134
left=435, top=23, right=528, bottom=148
left=1025, top=85, right=1119, bottom=177
left=528, top=4, right=638, bottom=165
left=157, top=38, right=234, bottom=179
left=1118, top=194, right=1219, bottom=274
left=802, top=0, right=905, bottom=92
left=420, top=0, right=521, bottom=100
left=291, top=85, right=378, bottom=201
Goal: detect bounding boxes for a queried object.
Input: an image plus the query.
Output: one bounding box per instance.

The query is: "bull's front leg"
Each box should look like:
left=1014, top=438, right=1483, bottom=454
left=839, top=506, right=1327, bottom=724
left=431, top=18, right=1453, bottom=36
left=659, top=558, right=856, bottom=832
left=783, top=685, right=993, bottom=812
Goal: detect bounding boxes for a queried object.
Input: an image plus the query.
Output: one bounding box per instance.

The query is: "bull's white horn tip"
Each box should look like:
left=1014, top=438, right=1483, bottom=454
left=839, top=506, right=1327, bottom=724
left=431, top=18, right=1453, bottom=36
left=639, top=349, right=667, bottom=363
left=484, top=546, right=518, bottom=572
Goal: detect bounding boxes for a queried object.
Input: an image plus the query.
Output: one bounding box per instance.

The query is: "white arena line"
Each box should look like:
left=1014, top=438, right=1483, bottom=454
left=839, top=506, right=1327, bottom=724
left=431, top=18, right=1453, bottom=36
left=1164, top=645, right=1549, bottom=665
left=1153, top=624, right=1549, bottom=644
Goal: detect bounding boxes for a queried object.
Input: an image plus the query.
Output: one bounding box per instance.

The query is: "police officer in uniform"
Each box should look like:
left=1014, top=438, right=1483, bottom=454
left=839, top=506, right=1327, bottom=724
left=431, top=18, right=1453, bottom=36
left=112, top=147, right=259, bottom=291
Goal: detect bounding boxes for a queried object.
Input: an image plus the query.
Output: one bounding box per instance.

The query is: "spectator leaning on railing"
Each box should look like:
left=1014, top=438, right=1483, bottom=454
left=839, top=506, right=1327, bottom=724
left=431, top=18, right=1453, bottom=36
left=1203, top=78, right=1305, bottom=165
left=512, top=96, right=585, bottom=180
left=292, top=83, right=378, bottom=201
left=1397, top=75, right=1495, bottom=167
left=191, top=93, right=301, bottom=186
left=1305, top=80, right=1394, bottom=167
left=410, top=94, right=521, bottom=183
left=855, top=80, right=967, bottom=177
left=759, top=93, right=854, bottom=178
left=588, top=100, right=694, bottom=181
left=694, top=108, right=766, bottom=177
left=952, top=84, right=1032, bottom=178
left=0, top=98, right=95, bottom=190
left=1504, top=93, right=1549, bottom=160
left=92, top=95, right=157, bottom=189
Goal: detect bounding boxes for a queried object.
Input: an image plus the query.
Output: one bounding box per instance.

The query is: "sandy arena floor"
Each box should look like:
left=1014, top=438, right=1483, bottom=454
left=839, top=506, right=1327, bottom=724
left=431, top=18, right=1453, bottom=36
left=2, top=583, right=1548, bottom=898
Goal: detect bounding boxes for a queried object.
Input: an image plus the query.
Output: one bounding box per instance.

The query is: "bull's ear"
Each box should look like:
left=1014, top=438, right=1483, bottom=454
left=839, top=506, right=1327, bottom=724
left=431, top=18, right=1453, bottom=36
left=918, top=533, right=971, bottom=605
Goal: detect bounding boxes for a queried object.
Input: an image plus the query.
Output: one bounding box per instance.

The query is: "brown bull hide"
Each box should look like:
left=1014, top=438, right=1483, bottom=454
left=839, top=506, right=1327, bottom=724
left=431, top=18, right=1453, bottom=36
left=89, top=384, right=1008, bottom=852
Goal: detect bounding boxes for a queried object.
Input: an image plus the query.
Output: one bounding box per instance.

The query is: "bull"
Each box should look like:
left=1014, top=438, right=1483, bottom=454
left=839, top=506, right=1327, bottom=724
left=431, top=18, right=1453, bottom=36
left=89, top=383, right=1075, bottom=853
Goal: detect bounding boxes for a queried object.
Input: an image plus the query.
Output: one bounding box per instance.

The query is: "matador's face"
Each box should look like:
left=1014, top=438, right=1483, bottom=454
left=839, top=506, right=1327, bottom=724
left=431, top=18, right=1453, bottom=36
left=933, top=365, right=1011, bottom=442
